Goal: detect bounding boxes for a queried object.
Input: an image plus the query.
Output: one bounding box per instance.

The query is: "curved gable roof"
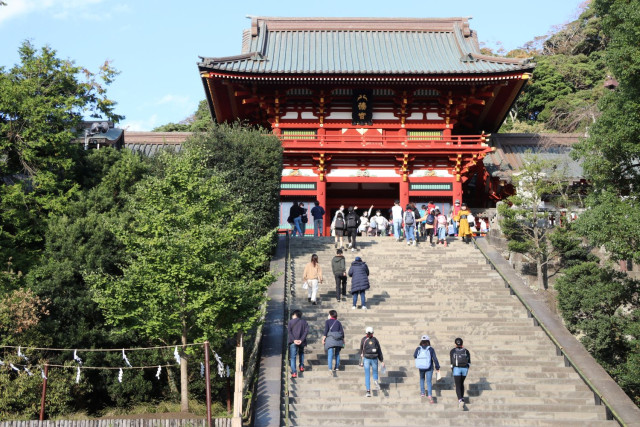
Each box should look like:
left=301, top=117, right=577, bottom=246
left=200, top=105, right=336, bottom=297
left=199, top=17, right=534, bottom=75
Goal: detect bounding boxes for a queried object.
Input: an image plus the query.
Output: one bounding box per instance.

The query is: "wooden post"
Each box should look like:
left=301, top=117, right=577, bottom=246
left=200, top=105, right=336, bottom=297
left=231, top=331, right=244, bottom=427
left=39, top=364, right=48, bottom=421
left=204, top=342, right=212, bottom=427
left=317, top=179, right=327, bottom=236
left=400, top=179, right=409, bottom=211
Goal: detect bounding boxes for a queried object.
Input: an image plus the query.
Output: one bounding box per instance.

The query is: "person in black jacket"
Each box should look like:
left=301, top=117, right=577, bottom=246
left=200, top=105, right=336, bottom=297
left=289, top=202, right=303, bottom=237
left=450, top=337, right=471, bottom=410
left=360, top=326, right=384, bottom=397
left=345, top=206, right=361, bottom=252
left=349, top=256, right=370, bottom=310
left=287, top=310, right=309, bottom=378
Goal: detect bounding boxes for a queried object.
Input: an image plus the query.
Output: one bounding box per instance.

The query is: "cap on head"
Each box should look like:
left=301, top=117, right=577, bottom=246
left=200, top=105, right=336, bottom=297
left=421, top=335, right=430, bottom=341
left=455, top=337, right=463, bottom=346
left=365, top=326, right=374, bottom=334
left=355, top=256, right=362, bottom=261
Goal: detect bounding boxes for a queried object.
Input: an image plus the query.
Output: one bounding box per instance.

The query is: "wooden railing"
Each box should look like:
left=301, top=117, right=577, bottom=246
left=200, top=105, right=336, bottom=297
left=277, top=134, right=487, bottom=148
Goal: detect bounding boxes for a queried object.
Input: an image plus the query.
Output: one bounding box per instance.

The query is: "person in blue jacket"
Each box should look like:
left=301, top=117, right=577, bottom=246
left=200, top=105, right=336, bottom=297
left=414, top=335, right=440, bottom=403
left=348, top=256, right=370, bottom=310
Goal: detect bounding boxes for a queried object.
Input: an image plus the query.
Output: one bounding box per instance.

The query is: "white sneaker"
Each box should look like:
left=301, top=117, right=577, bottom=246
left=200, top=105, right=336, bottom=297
left=351, top=248, right=355, bottom=252
left=362, top=306, right=367, bottom=310
left=347, top=243, right=352, bottom=249
left=413, top=240, right=416, bottom=246
left=407, top=241, right=411, bottom=245
left=458, top=400, right=465, bottom=410
left=374, top=380, right=380, bottom=390
left=352, top=306, right=357, bottom=310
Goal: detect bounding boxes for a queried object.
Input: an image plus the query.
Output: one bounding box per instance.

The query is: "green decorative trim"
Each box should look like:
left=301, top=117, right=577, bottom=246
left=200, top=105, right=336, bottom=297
left=281, top=182, right=317, bottom=190
left=407, top=130, right=443, bottom=140
left=410, top=183, right=452, bottom=191
left=281, top=129, right=317, bottom=140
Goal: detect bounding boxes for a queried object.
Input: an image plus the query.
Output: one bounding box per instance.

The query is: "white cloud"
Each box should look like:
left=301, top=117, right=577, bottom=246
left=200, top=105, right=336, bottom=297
left=0, top=0, right=106, bottom=24
left=121, top=114, right=159, bottom=132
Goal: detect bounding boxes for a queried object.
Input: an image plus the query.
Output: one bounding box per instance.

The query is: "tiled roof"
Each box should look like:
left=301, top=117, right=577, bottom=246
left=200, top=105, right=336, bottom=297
left=123, top=131, right=190, bottom=156
left=199, top=17, right=533, bottom=76
left=484, top=134, right=584, bottom=180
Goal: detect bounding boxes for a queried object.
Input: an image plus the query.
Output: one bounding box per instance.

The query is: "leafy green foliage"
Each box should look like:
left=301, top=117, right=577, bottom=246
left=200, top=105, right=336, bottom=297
left=0, top=360, right=92, bottom=420
left=152, top=100, right=214, bottom=132
left=498, top=153, right=568, bottom=288
left=186, top=123, right=283, bottom=237
left=0, top=41, right=123, bottom=274
left=500, top=3, right=608, bottom=133
left=555, top=261, right=639, bottom=375
left=89, top=148, right=273, bottom=348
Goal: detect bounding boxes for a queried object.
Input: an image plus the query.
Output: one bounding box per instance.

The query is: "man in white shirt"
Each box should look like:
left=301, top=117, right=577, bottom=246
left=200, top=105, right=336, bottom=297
left=391, top=201, right=403, bottom=242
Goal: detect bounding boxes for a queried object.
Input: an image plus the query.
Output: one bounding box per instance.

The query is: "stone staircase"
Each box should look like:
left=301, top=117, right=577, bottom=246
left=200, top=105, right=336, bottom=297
left=284, top=236, right=616, bottom=426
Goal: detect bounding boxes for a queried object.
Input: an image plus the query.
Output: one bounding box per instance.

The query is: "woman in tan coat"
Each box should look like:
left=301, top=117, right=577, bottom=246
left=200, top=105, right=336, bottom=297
left=303, top=254, right=323, bottom=305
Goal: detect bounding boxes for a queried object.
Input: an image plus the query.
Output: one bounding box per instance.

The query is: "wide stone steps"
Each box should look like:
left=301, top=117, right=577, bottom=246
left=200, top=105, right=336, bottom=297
left=284, top=237, right=615, bottom=426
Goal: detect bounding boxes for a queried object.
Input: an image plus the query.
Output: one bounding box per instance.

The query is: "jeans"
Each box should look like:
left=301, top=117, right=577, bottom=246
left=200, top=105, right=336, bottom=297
left=453, top=220, right=459, bottom=235
left=327, top=346, right=341, bottom=370
left=437, top=226, right=447, bottom=241
left=453, top=366, right=469, bottom=400
left=334, top=274, right=347, bottom=298
left=419, top=368, right=434, bottom=396
left=393, top=220, right=403, bottom=239
left=293, top=216, right=303, bottom=237
left=289, top=343, right=304, bottom=373
left=307, top=279, right=319, bottom=302
left=405, top=225, right=415, bottom=242
left=363, top=357, right=379, bottom=391
left=352, top=290, right=366, bottom=307
left=313, top=219, right=323, bottom=237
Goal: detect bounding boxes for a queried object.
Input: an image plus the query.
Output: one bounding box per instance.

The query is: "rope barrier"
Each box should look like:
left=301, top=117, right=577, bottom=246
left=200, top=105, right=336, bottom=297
left=0, top=343, right=204, bottom=352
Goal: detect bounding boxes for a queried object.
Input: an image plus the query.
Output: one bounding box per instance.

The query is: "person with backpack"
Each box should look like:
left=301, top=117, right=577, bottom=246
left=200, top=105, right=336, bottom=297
left=403, top=204, right=417, bottom=246
left=413, top=335, right=441, bottom=403
left=360, top=326, right=385, bottom=397
left=424, top=208, right=436, bottom=245
left=349, top=256, right=370, bottom=310
left=332, top=211, right=347, bottom=249
left=450, top=337, right=471, bottom=410
left=331, top=248, right=347, bottom=302
left=287, top=310, right=309, bottom=379
left=418, top=205, right=428, bottom=242
left=322, top=310, right=345, bottom=376
left=310, top=200, right=326, bottom=237
left=373, top=210, right=388, bottom=236
left=435, top=209, right=449, bottom=247
left=345, top=206, right=361, bottom=252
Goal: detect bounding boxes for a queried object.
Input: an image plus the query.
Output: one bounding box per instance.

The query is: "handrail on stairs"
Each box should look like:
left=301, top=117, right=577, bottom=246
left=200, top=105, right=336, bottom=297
left=282, top=231, right=291, bottom=427
left=472, top=238, right=626, bottom=426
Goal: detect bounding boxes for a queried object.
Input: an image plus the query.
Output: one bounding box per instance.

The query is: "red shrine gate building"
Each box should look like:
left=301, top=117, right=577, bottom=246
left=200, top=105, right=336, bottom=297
left=198, top=17, right=535, bottom=234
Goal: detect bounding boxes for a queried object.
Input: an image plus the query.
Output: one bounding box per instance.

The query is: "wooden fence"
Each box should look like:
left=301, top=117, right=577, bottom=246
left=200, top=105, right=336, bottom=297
left=0, top=419, right=231, bottom=427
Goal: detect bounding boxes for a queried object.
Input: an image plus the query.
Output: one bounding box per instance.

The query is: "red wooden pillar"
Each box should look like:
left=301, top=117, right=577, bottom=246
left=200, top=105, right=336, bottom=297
left=453, top=178, right=463, bottom=206
left=317, top=179, right=327, bottom=236
left=400, top=178, right=409, bottom=209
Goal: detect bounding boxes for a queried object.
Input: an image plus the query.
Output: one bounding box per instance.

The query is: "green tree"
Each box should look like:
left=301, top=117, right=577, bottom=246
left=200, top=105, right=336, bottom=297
left=152, top=100, right=214, bottom=132
left=554, top=260, right=640, bottom=404
left=0, top=41, right=123, bottom=273
left=573, top=0, right=640, bottom=263
left=498, top=153, right=566, bottom=289
left=187, top=123, right=283, bottom=237
left=87, top=148, right=273, bottom=412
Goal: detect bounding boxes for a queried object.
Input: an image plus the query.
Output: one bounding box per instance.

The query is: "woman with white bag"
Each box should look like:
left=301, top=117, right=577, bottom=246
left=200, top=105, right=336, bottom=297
left=303, top=254, right=323, bottom=305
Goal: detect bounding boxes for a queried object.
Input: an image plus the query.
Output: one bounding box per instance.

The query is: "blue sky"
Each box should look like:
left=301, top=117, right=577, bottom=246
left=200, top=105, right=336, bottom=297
left=0, top=0, right=586, bottom=131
